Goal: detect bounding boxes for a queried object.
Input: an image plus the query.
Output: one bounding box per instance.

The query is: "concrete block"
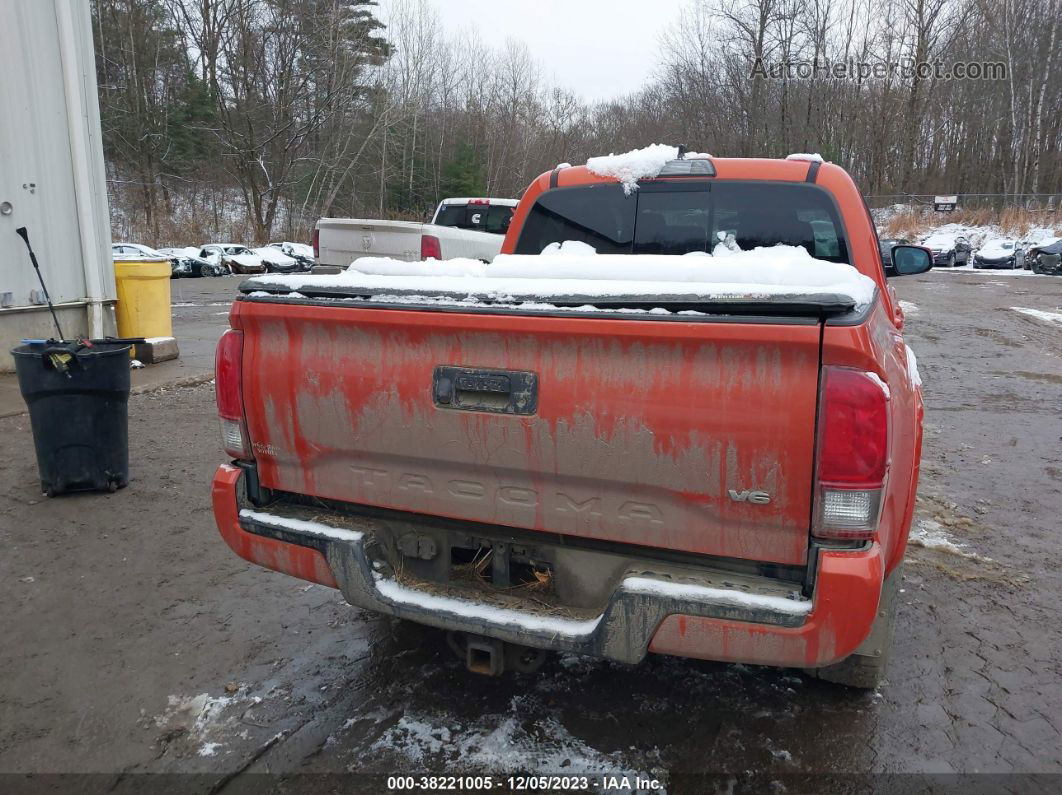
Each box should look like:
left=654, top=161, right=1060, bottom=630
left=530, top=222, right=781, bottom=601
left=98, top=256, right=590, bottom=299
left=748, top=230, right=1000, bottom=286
left=135, top=336, right=179, bottom=364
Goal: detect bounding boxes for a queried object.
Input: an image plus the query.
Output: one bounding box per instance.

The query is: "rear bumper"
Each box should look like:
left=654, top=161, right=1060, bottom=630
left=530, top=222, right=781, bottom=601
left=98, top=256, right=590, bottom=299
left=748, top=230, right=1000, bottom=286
left=212, top=464, right=884, bottom=668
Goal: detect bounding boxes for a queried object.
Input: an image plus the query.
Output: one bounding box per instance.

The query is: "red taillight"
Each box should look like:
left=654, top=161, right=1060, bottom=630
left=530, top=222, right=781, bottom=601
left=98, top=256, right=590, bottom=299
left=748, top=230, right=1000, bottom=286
left=421, top=234, right=442, bottom=260
left=818, top=368, right=888, bottom=487
left=467, top=198, right=489, bottom=205
left=814, top=367, right=889, bottom=540
left=215, top=329, right=251, bottom=459
left=312, top=227, right=320, bottom=260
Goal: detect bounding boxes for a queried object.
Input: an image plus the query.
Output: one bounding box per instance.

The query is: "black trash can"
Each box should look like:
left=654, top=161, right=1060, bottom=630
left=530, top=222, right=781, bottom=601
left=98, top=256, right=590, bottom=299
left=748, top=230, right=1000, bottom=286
left=11, top=342, right=132, bottom=496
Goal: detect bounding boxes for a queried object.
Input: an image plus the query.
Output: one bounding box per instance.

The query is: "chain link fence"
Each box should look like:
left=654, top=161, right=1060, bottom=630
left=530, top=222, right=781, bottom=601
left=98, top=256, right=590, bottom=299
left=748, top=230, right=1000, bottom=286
left=866, top=193, right=1062, bottom=212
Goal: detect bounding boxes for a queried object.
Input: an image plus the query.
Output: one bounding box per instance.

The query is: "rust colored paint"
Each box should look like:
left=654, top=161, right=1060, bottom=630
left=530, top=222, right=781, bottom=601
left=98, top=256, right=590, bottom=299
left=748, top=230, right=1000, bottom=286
left=237, top=302, right=821, bottom=565
left=212, top=464, right=337, bottom=588
left=648, top=545, right=884, bottom=667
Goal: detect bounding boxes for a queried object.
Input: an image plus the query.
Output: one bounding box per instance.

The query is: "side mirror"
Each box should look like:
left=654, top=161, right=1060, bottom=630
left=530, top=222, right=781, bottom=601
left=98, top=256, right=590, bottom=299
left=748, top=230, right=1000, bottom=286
left=890, top=245, right=932, bottom=276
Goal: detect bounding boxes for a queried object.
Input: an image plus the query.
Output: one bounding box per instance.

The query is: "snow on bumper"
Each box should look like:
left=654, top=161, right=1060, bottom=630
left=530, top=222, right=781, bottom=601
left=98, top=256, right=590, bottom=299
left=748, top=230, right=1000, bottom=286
left=213, top=464, right=883, bottom=668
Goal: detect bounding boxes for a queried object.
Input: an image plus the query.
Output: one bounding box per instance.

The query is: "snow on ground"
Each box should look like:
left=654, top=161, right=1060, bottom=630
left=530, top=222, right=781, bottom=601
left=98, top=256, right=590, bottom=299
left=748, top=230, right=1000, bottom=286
left=152, top=689, right=264, bottom=757
left=900, top=300, right=919, bottom=315
left=870, top=203, right=913, bottom=226
left=585, top=144, right=680, bottom=194
left=909, top=519, right=992, bottom=562
left=933, top=265, right=1036, bottom=276
left=1011, top=307, right=1062, bottom=327
left=254, top=245, right=877, bottom=310
left=370, top=697, right=663, bottom=792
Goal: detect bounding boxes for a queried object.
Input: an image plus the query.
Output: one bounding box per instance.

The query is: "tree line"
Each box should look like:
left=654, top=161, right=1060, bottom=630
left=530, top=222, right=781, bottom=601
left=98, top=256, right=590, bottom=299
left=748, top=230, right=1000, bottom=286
left=94, top=0, right=1061, bottom=244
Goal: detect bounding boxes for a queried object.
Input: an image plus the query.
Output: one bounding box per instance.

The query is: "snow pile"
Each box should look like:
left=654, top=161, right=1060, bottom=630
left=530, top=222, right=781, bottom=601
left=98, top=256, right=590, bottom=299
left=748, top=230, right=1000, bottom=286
left=683, top=151, right=713, bottom=159
left=785, top=153, right=824, bottom=163
left=586, top=144, right=680, bottom=194
left=541, top=240, right=597, bottom=257
left=869, top=203, right=912, bottom=226
left=254, top=243, right=877, bottom=311
left=1011, top=307, right=1062, bottom=327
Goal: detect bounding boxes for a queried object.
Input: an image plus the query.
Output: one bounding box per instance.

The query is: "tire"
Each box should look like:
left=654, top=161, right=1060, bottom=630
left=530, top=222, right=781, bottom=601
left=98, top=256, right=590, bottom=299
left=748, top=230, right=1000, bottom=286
left=806, top=562, right=902, bottom=689
left=947, top=253, right=955, bottom=268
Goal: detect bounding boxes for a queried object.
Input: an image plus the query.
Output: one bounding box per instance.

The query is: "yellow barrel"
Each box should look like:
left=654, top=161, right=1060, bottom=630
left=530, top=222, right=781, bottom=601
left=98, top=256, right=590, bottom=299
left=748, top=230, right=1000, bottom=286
left=113, top=256, right=173, bottom=354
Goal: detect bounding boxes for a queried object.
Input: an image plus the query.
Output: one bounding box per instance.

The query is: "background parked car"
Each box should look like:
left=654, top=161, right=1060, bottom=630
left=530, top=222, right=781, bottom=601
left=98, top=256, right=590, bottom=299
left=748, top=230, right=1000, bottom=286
left=921, top=233, right=972, bottom=267
left=1027, top=239, right=1062, bottom=274
left=253, top=246, right=299, bottom=273
left=112, top=242, right=186, bottom=277
left=157, top=246, right=224, bottom=278
left=879, top=238, right=911, bottom=274
left=973, top=238, right=1024, bottom=269
left=199, top=244, right=266, bottom=275
left=268, top=242, right=315, bottom=271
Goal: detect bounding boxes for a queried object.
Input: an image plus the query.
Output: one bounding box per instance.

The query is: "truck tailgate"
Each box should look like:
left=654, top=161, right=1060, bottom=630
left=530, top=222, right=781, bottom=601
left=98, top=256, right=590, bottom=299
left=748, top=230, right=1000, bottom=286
left=237, top=300, right=821, bottom=565
left=317, top=218, right=424, bottom=265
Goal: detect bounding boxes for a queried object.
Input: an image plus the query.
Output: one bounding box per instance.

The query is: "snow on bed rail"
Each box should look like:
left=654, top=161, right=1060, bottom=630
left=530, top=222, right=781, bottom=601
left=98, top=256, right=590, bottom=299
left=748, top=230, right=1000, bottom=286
left=245, top=244, right=877, bottom=310
left=586, top=144, right=680, bottom=194
left=785, top=152, right=824, bottom=163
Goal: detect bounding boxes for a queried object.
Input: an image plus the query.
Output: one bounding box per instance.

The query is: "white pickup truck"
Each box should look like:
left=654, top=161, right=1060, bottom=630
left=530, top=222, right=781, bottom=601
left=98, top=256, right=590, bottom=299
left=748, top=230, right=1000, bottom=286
left=314, top=197, right=518, bottom=267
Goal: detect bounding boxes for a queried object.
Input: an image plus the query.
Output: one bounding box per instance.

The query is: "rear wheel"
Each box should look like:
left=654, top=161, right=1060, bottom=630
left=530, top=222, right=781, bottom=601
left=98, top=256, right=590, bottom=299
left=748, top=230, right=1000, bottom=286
left=806, top=562, right=902, bottom=689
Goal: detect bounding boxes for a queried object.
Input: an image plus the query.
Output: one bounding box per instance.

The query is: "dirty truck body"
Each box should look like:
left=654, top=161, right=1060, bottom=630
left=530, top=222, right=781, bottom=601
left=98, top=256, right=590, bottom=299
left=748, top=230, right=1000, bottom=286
left=212, top=157, right=923, bottom=687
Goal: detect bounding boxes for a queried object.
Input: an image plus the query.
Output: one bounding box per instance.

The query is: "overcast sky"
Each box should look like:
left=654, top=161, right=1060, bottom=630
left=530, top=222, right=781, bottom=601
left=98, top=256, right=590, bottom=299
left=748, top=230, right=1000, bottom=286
left=378, top=0, right=691, bottom=102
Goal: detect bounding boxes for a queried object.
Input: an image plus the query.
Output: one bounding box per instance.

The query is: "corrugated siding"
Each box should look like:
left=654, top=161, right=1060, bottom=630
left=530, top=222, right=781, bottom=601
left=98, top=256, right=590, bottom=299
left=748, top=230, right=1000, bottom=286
left=0, top=0, right=112, bottom=308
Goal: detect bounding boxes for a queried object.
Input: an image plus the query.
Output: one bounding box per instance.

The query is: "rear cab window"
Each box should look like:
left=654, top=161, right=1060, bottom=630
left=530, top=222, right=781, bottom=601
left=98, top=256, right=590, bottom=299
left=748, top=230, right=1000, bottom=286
left=514, top=181, right=850, bottom=264
left=435, top=203, right=514, bottom=235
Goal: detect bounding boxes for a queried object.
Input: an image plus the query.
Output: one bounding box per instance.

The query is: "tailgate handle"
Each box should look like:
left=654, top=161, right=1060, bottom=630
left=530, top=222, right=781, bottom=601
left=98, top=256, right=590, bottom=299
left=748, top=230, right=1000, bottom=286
left=433, top=366, right=537, bottom=415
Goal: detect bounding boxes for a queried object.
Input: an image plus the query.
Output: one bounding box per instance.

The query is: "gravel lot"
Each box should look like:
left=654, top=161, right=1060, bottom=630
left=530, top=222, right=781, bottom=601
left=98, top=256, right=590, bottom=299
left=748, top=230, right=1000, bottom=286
left=2, top=269, right=1061, bottom=792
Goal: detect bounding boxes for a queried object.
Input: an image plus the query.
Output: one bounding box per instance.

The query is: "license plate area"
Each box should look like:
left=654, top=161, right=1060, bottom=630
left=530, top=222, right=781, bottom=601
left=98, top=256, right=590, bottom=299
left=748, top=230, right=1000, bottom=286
left=433, top=365, right=538, bottom=415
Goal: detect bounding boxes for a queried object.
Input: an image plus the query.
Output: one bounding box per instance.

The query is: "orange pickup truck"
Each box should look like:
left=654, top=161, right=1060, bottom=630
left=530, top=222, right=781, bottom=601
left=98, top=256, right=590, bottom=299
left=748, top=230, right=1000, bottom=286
left=211, top=153, right=930, bottom=688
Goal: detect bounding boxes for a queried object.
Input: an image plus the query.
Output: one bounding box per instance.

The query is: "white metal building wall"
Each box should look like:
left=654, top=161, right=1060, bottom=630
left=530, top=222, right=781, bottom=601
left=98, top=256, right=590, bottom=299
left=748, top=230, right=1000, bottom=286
left=0, top=0, right=115, bottom=367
